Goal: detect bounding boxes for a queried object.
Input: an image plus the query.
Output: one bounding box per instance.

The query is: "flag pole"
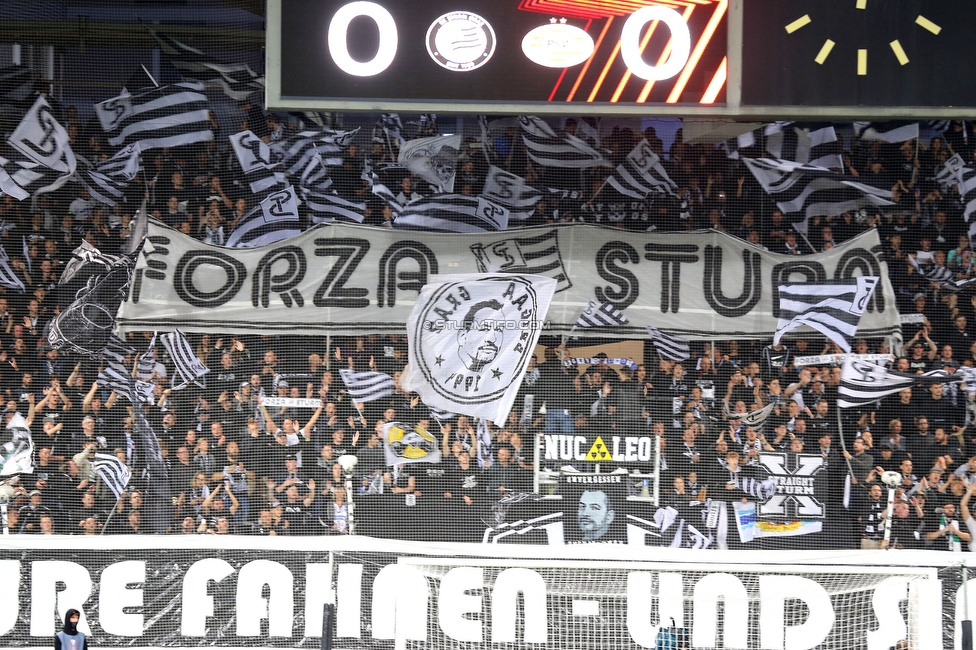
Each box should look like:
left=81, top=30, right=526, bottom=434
left=100, top=494, right=123, bottom=534
left=140, top=64, right=160, bottom=88
left=834, top=356, right=857, bottom=482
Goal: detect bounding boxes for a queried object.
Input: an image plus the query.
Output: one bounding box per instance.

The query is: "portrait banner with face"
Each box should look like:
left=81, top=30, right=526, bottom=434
left=559, top=473, right=627, bottom=544
left=404, top=273, right=556, bottom=423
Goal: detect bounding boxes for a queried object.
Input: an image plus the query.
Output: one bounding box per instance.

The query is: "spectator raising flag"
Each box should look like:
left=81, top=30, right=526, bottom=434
left=837, top=357, right=964, bottom=410
left=774, top=278, right=878, bottom=353
left=605, top=139, right=677, bottom=199
left=646, top=327, right=691, bottom=362
left=92, top=452, right=132, bottom=501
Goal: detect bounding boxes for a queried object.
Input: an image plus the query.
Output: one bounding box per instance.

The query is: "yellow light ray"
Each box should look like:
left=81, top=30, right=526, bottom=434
left=785, top=14, right=811, bottom=33
left=916, top=15, right=942, bottom=35
left=856, top=0, right=867, bottom=9
left=814, top=40, right=835, bottom=64
left=857, top=49, right=868, bottom=75
left=890, top=40, right=909, bottom=65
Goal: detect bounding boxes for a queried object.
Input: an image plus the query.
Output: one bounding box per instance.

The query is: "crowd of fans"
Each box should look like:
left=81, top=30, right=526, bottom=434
left=3, top=107, right=976, bottom=550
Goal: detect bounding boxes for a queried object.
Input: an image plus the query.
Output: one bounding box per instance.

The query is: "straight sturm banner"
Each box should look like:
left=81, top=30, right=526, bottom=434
left=0, top=537, right=960, bottom=650
left=117, top=220, right=901, bottom=340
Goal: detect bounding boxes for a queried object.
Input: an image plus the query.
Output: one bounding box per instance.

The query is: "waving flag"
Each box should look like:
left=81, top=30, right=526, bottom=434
left=0, top=95, right=76, bottom=200
left=853, top=121, right=920, bottom=143
left=382, top=421, right=442, bottom=466
left=606, top=140, right=677, bottom=199
left=774, top=278, right=879, bottom=352
left=398, top=133, right=462, bottom=192
left=838, top=356, right=963, bottom=409
left=0, top=246, right=25, bottom=291
left=573, top=300, right=629, bottom=330
left=229, top=129, right=287, bottom=194
left=403, top=273, right=557, bottom=423
left=1, top=413, right=34, bottom=476
left=160, top=329, right=209, bottom=390
left=725, top=123, right=842, bottom=169
left=394, top=194, right=509, bottom=233
left=743, top=158, right=894, bottom=233
left=339, top=369, right=396, bottom=402
left=646, top=327, right=691, bottom=362
left=94, top=82, right=213, bottom=151
left=519, top=115, right=607, bottom=169
left=225, top=186, right=301, bottom=248
left=272, top=128, right=358, bottom=176
left=305, top=192, right=365, bottom=225
left=93, top=452, right=132, bottom=500
left=908, top=255, right=976, bottom=292
left=470, top=229, right=572, bottom=293
left=480, top=166, right=543, bottom=220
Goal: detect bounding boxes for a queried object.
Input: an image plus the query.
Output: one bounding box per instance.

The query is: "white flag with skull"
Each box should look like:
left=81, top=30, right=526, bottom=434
left=404, top=273, right=556, bottom=423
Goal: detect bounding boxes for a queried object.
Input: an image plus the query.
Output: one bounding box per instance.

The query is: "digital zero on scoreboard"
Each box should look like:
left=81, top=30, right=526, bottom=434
left=268, top=0, right=729, bottom=112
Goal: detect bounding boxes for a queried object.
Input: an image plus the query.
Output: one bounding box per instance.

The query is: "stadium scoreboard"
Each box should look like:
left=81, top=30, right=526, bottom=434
left=267, top=0, right=976, bottom=117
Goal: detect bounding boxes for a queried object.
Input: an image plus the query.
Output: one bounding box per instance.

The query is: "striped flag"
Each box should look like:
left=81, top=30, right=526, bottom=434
left=339, top=369, right=396, bottom=402
left=145, top=27, right=264, bottom=100
left=94, top=82, right=213, bottom=151
left=936, top=155, right=976, bottom=233
left=377, top=113, right=404, bottom=147
left=479, top=166, right=543, bottom=220
left=137, top=332, right=157, bottom=380
left=98, top=335, right=155, bottom=404
left=225, top=186, right=301, bottom=248
left=907, top=254, right=975, bottom=292
left=725, top=123, right=843, bottom=169
left=606, top=139, right=677, bottom=199
left=93, top=452, right=132, bottom=500
left=76, top=156, right=127, bottom=206
left=470, top=229, right=571, bottom=292
left=838, top=356, right=962, bottom=410
left=743, top=158, right=895, bottom=234
left=229, top=130, right=287, bottom=194
left=272, top=128, right=358, bottom=176
left=774, top=278, right=879, bottom=353
left=160, top=329, right=209, bottom=390
left=722, top=402, right=776, bottom=434
left=0, top=246, right=25, bottom=291
left=519, top=115, right=607, bottom=169
left=574, top=299, right=629, bottom=329
left=0, top=95, right=76, bottom=200
left=394, top=194, right=509, bottom=233
left=304, top=191, right=365, bottom=225
left=646, top=326, right=691, bottom=361
left=853, top=121, right=920, bottom=143
left=93, top=143, right=141, bottom=181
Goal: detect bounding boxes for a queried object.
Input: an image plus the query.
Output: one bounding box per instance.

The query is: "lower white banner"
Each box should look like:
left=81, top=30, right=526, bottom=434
left=0, top=536, right=969, bottom=650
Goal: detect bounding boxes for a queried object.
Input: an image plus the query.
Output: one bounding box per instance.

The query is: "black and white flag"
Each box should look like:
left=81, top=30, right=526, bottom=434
left=160, top=329, right=209, bottom=389
left=574, top=299, right=629, bottom=329
left=725, top=123, right=842, bottom=169
left=1, top=413, right=34, bottom=476
left=722, top=402, right=776, bottom=433
left=743, top=158, right=895, bottom=233
left=774, top=278, right=879, bottom=353
left=646, top=326, right=691, bottom=361
left=606, top=139, right=677, bottom=199
left=229, top=130, right=287, bottom=195
left=0, top=95, right=76, bottom=200
left=394, top=194, right=509, bottom=233
left=94, top=82, right=213, bottom=151
left=98, top=335, right=153, bottom=404
left=853, top=121, right=920, bottom=143
left=93, top=143, right=141, bottom=180
left=470, top=229, right=572, bottom=292
left=137, top=332, right=157, bottom=380
left=271, top=128, right=358, bottom=176
left=338, top=369, right=396, bottom=403
left=0, top=246, right=25, bottom=291
left=145, top=27, right=264, bottom=101
left=519, top=115, right=608, bottom=169
left=76, top=157, right=127, bottom=206
left=225, top=186, right=301, bottom=248
left=908, top=254, right=975, bottom=291
left=936, top=154, right=976, bottom=232
left=305, top=191, right=365, bottom=225
left=60, top=241, right=123, bottom=286
left=92, top=452, right=132, bottom=500
left=480, top=166, right=543, bottom=220
left=838, top=356, right=962, bottom=409
left=403, top=273, right=557, bottom=423
left=398, top=133, right=462, bottom=192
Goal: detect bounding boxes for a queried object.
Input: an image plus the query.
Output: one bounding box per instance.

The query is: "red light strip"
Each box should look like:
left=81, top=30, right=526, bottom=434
left=588, top=40, right=623, bottom=101
left=549, top=18, right=593, bottom=100
left=566, top=16, right=615, bottom=101
left=518, top=0, right=712, bottom=20
left=665, top=0, right=727, bottom=103
left=699, top=55, right=727, bottom=103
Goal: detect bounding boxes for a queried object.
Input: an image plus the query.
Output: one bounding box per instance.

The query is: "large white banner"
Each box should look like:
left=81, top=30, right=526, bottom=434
left=118, top=221, right=901, bottom=339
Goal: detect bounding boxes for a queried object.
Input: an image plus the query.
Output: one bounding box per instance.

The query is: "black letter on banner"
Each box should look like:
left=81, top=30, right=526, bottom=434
left=313, top=238, right=370, bottom=308
left=174, top=251, right=247, bottom=308
left=769, top=262, right=826, bottom=318
left=644, top=243, right=700, bottom=313
left=833, top=247, right=885, bottom=313
left=252, top=246, right=307, bottom=308
left=131, top=235, right=171, bottom=304
left=377, top=241, right=438, bottom=308
left=703, top=246, right=762, bottom=318
left=595, top=242, right=639, bottom=310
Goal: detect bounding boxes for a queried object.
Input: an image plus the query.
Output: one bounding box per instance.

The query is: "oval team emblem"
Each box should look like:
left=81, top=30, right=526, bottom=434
left=426, top=11, right=496, bottom=72
left=521, top=22, right=595, bottom=68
